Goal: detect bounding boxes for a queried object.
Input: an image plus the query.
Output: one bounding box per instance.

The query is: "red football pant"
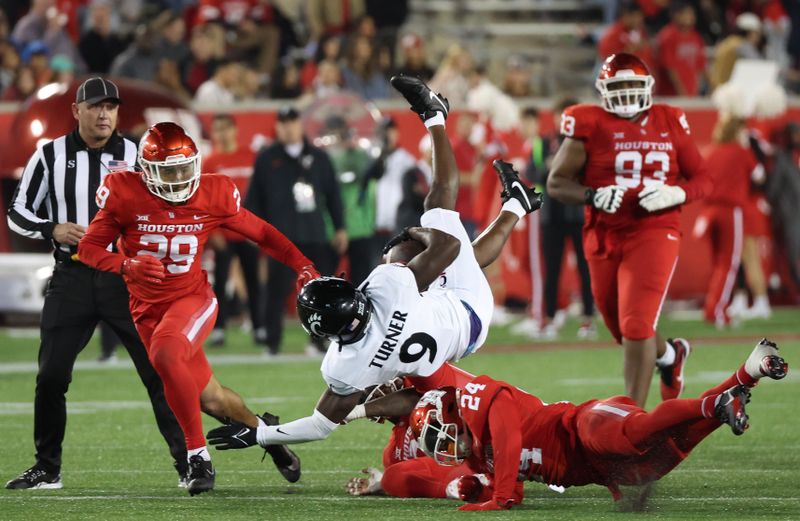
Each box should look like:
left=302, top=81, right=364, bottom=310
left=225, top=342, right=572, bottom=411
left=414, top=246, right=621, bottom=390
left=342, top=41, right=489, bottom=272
left=586, top=227, right=680, bottom=343
left=131, top=287, right=218, bottom=450
left=697, top=205, right=743, bottom=325
left=576, top=370, right=751, bottom=489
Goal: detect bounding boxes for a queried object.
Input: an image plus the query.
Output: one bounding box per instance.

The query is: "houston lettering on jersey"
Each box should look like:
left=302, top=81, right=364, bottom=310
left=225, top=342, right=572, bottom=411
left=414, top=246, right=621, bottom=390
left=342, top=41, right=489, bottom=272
left=136, top=223, right=205, bottom=233
left=614, top=141, right=674, bottom=152
left=369, top=311, right=408, bottom=368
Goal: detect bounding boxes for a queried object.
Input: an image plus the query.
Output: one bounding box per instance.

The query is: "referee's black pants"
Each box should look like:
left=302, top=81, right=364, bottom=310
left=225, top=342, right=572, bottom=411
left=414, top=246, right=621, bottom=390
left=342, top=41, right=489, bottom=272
left=212, top=240, right=262, bottom=331
left=35, top=261, right=186, bottom=473
left=263, top=242, right=337, bottom=353
left=541, top=221, right=594, bottom=319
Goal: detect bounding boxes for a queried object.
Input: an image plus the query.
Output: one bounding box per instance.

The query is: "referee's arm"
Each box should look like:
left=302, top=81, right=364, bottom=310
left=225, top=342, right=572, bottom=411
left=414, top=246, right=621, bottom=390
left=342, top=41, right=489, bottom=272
left=7, top=148, right=85, bottom=245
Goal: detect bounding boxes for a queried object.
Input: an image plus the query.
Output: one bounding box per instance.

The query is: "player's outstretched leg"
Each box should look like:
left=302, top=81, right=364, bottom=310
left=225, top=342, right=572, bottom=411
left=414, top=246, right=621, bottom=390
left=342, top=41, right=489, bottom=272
left=390, top=75, right=457, bottom=212
left=472, top=160, right=542, bottom=268
left=737, top=338, right=788, bottom=384
left=658, top=338, right=691, bottom=401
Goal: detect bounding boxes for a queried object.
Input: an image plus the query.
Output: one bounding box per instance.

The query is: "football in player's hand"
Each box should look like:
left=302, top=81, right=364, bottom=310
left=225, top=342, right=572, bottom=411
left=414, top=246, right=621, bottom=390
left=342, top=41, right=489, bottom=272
left=385, top=238, right=425, bottom=264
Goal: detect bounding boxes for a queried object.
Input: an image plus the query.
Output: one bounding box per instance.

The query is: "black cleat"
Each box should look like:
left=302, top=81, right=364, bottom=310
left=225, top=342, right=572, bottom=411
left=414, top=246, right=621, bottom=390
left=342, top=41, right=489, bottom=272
left=5, top=465, right=62, bottom=490
left=260, top=412, right=302, bottom=483
left=390, top=75, right=449, bottom=122
left=493, top=159, right=542, bottom=214
left=659, top=338, right=691, bottom=401
left=715, top=385, right=751, bottom=436
left=186, top=455, right=215, bottom=496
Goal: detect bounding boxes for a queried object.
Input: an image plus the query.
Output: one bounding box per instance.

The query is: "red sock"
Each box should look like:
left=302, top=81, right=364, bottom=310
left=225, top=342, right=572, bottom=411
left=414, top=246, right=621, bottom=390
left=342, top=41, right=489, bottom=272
left=735, top=366, right=758, bottom=387
left=149, top=334, right=206, bottom=450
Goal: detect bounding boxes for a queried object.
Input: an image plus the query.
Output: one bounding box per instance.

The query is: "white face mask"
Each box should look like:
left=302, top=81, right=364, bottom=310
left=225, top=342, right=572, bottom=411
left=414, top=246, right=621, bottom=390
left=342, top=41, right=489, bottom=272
left=596, top=75, right=654, bottom=118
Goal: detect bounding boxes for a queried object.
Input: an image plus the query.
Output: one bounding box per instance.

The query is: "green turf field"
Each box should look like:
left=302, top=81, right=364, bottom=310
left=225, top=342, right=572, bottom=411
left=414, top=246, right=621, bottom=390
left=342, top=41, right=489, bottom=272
left=0, top=311, right=798, bottom=520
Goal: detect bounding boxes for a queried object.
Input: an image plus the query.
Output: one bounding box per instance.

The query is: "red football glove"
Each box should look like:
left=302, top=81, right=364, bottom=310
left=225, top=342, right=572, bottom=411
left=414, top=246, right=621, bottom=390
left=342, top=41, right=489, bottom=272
left=296, top=264, right=321, bottom=291
left=458, top=499, right=514, bottom=512
left=121, top=255, right=165, bottom=285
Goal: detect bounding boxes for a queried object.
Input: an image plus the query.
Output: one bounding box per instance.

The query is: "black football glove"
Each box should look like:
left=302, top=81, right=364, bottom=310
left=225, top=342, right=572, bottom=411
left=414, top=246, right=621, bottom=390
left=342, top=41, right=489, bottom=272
left=207, top=422, right=257, bottom=450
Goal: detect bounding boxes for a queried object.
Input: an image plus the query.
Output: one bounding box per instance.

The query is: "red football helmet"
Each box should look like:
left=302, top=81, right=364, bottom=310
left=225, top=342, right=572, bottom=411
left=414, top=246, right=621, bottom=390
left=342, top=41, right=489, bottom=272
left=596, top=53, right=654, bottom=118
left=138, top=122, right=201, bottom=202
left=409, top=388, right=472, bottom=466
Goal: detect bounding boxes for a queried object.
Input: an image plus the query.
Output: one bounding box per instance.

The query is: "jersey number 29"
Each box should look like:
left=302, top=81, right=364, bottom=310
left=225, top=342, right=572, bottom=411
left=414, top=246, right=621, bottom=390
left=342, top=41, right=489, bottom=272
left=138, top=234, right=198, bottom=274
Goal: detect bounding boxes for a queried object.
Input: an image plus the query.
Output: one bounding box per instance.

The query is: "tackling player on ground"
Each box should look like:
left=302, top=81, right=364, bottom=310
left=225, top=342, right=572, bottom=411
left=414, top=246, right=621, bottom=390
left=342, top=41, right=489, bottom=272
left=352, top=339, right=787, bottom=511
left=205, top=75, right=542, bottom=451
left=547, top=53, right=713, bottom=406
left=77, top=122, right=319, bottom=495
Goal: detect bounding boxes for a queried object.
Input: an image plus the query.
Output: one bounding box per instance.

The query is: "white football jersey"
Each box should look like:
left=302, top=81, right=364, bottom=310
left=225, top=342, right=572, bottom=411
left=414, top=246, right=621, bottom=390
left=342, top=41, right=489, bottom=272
left=321, top=263, right=471, bottom=394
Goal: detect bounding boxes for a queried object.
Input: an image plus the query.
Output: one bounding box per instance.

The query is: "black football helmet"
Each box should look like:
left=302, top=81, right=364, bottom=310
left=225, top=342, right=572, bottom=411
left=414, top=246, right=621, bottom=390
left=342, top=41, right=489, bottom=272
left=296, top=277, right=373, bottom=345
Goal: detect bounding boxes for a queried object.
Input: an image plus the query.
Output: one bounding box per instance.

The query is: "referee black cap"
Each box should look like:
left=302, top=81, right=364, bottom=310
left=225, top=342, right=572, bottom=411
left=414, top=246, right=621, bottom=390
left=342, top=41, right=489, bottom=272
left=76, top=77, right=121, bottom=105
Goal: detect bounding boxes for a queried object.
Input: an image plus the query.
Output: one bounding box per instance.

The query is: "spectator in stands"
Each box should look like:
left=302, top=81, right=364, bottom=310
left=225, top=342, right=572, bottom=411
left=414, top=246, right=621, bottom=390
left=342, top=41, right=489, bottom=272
left=109, top=23, right=160, bottom=82
left=22, top=40, right=52, bottom=87
left=341, top=35, right=391, bottom=100
left=450, top=110, right=480, bottom=239
left=204, top=114, right=263, bottom=347
left=502, top=55, right=532, bottom=98
left=156, top=56, right=193, bottom=103
left=271, top=58, right=303, bottom=99
left=154, top=10, right=190, bottom=65
left=710, top=13, right=764, bottom=91
left=301, top=58, right=342, bottom=101
left=365, top=0, right=409, bottom=64
left=430, top=43, right=473, bottom=105
left=525, top=101, right=595, bottom=339
left=393, top=33, right=433, bottom=82
left=637, top=0, right=670, bottom=33
left=246, top=107, right=346, bottom=356
left=781, top=0, right=800, bottom=92
left=305, top=0, right=365, bottom=45
left=693, top=0, right=726, bottom=45
left=11, top=0, right=85, bottom=73
left=466, top=65, right=520, bottom=132
left=366, top=117, right=417, bottom=243
left=1, top=63, right=35, bottom=100
left=300, top=33, right=342, bottom=91
left=78, top=0, right=127, bottom=74
left=50, top=53, right=74, bottom=84
left=322, top=115, right=378, bottom=285
left=598, top=0, right=654, bottom=69
left=655, top=2, right=707, bottom=96
left=183, top=23, right=225, bottom=94
left=0, top=40, right=19, bottom=92
left=194, top=58, right=243, bottom=105
left=761, top=0, right=790, bottom=73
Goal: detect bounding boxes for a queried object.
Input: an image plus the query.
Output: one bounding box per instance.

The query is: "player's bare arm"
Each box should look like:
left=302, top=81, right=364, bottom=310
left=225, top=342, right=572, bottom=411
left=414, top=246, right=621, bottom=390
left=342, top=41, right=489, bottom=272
left=547, top=137, right=589, bottom=204
left=404, top=226, right=460, bottom=291
left=345, top=387, right=422, bottom=423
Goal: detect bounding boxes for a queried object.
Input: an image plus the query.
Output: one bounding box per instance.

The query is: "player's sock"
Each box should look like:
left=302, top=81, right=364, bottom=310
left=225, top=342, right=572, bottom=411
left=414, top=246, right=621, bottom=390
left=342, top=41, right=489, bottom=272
left=149, top=335, right=206, bottom=451
left=655, top=339, right=676, bottom=368
left=187, top=446, right=211, bottom=462
left=501, top=199, right=527, bottom=219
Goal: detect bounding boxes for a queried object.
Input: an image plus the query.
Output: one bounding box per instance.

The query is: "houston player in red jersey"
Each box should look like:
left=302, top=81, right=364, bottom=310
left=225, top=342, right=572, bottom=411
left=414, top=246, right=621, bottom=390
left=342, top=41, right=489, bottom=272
left=547, top=53, right=712, bottom=407
left=354, top=339, right=787, bottom=511
left=77, top=122, right=320, bottom=495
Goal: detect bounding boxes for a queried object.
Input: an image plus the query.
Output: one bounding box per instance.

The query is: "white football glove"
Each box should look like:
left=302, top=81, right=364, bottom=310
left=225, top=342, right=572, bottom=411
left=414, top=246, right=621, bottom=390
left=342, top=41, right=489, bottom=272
left=638, top=184, right=686, bottom=212
left=592, top=185, right=627, bottom=214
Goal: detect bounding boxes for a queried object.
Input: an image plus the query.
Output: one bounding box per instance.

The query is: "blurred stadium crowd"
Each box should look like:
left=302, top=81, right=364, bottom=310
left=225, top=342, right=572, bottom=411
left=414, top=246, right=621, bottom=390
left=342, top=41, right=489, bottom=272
left=1, top=0, right=799, bottom=103
left=1, top=0, right=800, bottom=355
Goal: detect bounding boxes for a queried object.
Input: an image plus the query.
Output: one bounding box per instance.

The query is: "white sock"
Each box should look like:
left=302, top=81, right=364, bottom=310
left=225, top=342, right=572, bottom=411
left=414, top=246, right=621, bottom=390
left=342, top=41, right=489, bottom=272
left=424, top=113, right=446, bottom=128
left=753, top=295, right=769, bottom=308
left=256, top=416, right=268, bottom=447
left=655, top=340, right=676, bottom=368
left=188, top=446, right=211, bottom=462
left=501, top=199, right=527, bottom=218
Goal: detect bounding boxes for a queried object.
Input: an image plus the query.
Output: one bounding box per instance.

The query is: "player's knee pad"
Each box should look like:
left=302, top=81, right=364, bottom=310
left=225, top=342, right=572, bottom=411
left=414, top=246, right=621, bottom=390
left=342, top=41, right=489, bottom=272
left=620, top=316, right=653, bottom=341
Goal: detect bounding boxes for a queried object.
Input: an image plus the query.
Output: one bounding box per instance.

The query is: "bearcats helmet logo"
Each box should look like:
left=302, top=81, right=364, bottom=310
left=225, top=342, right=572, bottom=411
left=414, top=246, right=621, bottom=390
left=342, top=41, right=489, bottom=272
left=308, top=313, right=323, bottom=336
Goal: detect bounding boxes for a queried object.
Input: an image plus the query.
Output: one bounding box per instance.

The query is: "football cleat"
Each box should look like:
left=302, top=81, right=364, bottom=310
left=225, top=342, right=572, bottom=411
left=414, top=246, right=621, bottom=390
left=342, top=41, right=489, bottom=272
left=390, top=75, right=449, bottom=123
left=5, top=465, right=62, bottom=490
left=493, top=159, right=543, bottom=214
left=745, top=338, right=788, bottom=380
left=715, top=385, right=751, bottom=436
left=175, top=460, right=189, bottom=489
left=186, top=455, right=215, bottom=496
left=259, top=412, right=302, bottom=483
left=659, top=338, right=691, bottom=401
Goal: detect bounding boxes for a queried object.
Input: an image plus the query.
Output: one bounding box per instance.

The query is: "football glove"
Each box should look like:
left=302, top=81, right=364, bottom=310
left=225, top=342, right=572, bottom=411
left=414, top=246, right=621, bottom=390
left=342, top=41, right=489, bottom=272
left=296, top=264, right=321, bottom=292
left=207, top=421, right=257, bottom=450
left=638, top=184, right=686, bottom=212
left=345, top=467, right=384, bottom=496
left=121, top=255, right=164, bottom=285
left=591, top=185, right=627, bottom=214
left=457, top=475, right=487, bottom=503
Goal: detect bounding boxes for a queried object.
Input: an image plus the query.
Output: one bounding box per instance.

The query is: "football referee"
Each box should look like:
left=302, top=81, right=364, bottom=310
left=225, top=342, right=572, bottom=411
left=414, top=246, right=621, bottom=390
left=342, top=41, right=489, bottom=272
left=5, top=77, right=187, bottom=489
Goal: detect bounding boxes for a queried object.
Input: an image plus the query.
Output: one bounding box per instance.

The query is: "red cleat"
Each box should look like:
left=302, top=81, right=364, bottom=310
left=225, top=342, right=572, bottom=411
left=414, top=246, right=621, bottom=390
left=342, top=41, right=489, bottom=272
left=659, top=338, right=691, bottom=401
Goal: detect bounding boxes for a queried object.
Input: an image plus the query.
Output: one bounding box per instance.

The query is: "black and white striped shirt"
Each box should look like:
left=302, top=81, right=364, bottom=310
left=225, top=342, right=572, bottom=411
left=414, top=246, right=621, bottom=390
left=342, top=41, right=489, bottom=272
left=7, top=129, right=137, bottom=259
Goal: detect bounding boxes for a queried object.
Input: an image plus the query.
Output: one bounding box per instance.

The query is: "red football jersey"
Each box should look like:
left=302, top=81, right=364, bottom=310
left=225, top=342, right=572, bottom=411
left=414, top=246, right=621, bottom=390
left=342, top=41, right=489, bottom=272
left=561, top=103, right=709, bottom=232
left=458, top=375, right=600, bottom=503
left=704, top=143, right=758, bottom=208
left=204, top=147, right=255, bottom=242
left=78, top=171, right=310, bottom=304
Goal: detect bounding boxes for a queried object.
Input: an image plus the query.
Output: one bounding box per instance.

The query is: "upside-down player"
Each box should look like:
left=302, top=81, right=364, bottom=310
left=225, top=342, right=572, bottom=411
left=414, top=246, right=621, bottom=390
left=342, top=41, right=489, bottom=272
left=77, top=122, right=319, bottom=495
left=351, top=339, right=787, bottom=511
left=205, top=76, right=542, bottom=452
left=547, top=53, right=713, bottom=407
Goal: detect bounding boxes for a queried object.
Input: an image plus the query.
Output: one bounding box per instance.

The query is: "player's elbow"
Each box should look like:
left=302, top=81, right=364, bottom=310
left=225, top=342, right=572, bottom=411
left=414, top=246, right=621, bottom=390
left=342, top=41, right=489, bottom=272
left=441, top=233, right=460, bottom=265
left=546, top=173, right=568, bottom=202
